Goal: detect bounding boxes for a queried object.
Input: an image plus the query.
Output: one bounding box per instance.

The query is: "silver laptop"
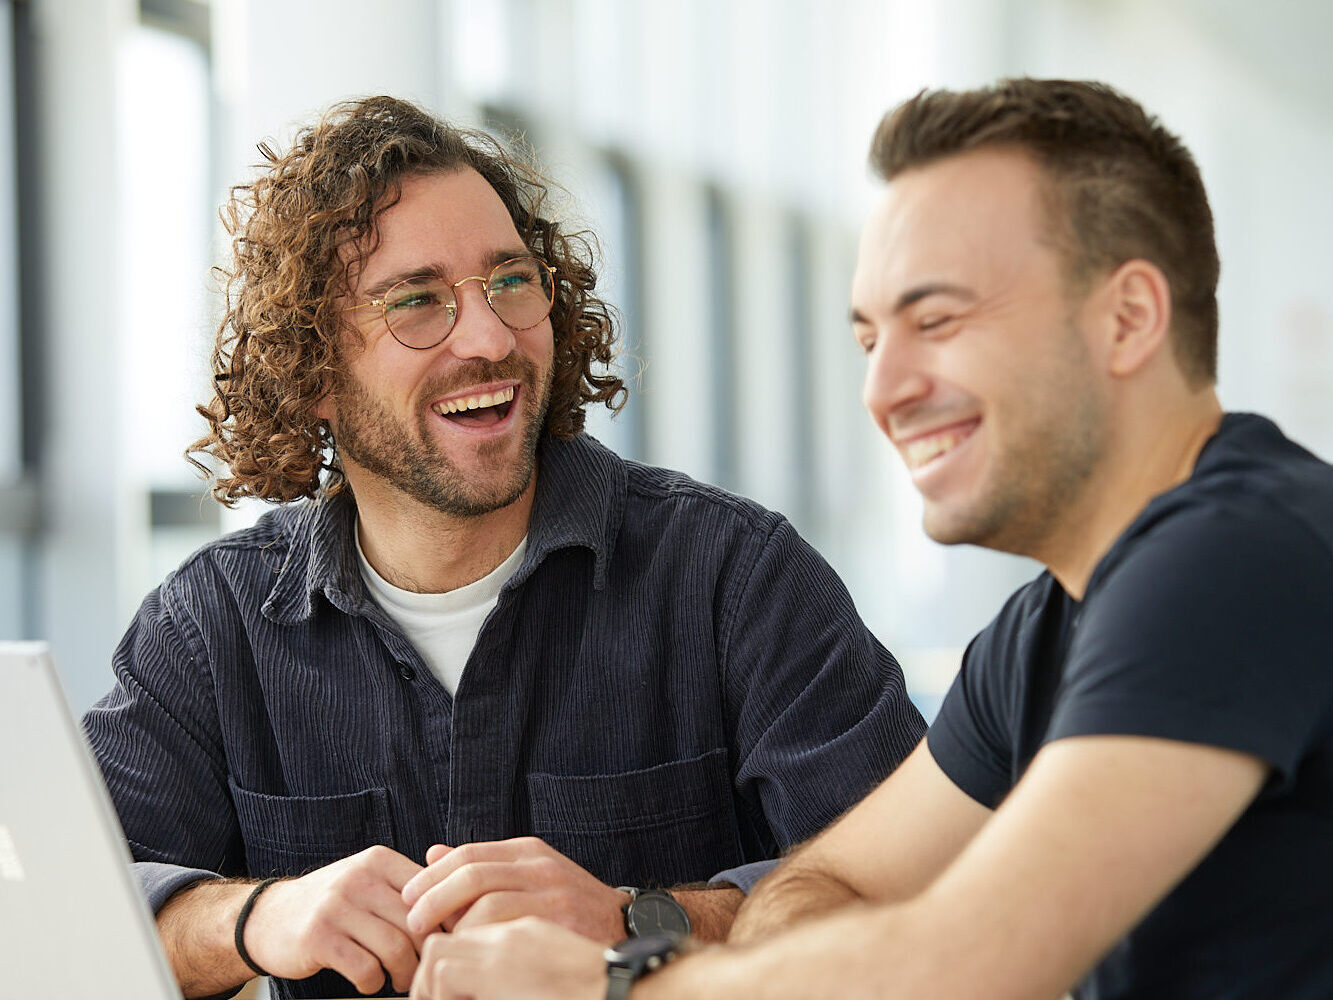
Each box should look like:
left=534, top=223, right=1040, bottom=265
left=0, top=641, right=182, bottom=998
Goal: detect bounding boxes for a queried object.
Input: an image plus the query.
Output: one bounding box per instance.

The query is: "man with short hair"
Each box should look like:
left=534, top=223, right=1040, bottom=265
left=84, top=96, right=925, bottom=999
left=408, top=78, right=1333, bottom=1000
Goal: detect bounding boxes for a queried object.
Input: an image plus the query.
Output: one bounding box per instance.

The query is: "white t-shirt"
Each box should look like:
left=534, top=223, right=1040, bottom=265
left=356, top=529, right=528, bottom=695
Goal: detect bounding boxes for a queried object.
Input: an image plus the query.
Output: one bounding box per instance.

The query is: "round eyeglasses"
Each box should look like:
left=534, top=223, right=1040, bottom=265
left=345, top=255, right=557, bottom=350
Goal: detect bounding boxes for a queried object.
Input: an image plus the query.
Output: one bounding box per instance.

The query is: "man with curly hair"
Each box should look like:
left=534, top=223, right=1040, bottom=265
left=82, top=96, right=924, bottom=999
left=404, top=80, right=1333, bottom=1000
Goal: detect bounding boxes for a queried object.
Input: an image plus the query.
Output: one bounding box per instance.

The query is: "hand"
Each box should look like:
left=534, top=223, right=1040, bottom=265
left=244, top=845, right=428, bottom=994
left=402, top=837, right=630, bottom=943
left=410, top=917, right=606, bottom=1000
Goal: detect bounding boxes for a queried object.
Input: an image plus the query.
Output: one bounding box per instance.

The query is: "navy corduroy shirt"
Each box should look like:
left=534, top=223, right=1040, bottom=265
left=86, top=434, right=924, bottom=998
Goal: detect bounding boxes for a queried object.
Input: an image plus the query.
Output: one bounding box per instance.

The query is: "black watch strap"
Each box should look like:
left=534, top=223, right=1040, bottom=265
left=604, top=934, right=680, bottom=1000
left=605, top=965, right=638, bottom=1000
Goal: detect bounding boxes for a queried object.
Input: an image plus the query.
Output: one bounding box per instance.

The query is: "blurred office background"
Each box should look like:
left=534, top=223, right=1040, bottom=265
left=1, top=0, right=1330, bottom=718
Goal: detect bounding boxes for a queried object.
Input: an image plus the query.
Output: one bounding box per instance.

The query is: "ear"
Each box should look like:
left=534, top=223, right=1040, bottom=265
left=313, top=391, right=334, bottom=423
left=313, top=371, right=341, bottom=428
left=1102, top=259, right=1173, bottom=377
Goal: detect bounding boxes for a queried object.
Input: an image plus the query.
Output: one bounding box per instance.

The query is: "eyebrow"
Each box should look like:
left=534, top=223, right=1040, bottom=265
left=848, top=281, right=978, bottom=324
left=360, top=247, right=533, bottom=302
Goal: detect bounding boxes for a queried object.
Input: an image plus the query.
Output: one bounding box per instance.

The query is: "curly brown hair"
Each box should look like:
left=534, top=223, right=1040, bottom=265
left=871, top=79, right=1219, bottom=387
left=189, top=95, right=625, bottom=505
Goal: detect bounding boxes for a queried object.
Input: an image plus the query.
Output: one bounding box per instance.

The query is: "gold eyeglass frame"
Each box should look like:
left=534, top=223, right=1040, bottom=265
left=343, top=255, right=557, bottom=350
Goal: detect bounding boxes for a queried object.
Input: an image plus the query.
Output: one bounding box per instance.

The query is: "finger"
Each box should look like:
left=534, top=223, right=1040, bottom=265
left=411, top=934, right=448, bottom=1000
left=407, top=859, right=528, bottom=933
left=341, top=866, right=422, bottom=933
left=404, top=840, right=524, bottom=905
left=449, top=890, right=541, bottom=932
left=301, top=848, right=427, bottom=950
left=415, top=955, right=475, bottom=1000
left=339, top=908, right=424, bottom=994
left=425, top=843, right=453, bottom=866
left=412, top=933, right=486, bottom=1000
left=361, top=843, right=429, bottom=891
left=313, top=932, right=393, bottom=996
left=409, top=955, right=437, bottom=1000
left=317, top=875, right=431, bottom=976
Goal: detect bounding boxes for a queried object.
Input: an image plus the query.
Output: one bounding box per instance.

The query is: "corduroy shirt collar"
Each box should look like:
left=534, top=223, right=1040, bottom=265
left=262, top=433, right=627, bottom=625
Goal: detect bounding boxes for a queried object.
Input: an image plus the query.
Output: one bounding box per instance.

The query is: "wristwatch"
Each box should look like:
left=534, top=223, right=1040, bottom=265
left=604, top=933, right=680, bottom=1000
left=619, top=886, right=692, bottom=938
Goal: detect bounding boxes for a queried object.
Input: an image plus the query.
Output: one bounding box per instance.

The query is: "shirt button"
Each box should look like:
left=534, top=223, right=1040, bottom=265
left=398, top=664, right=417, bottom=681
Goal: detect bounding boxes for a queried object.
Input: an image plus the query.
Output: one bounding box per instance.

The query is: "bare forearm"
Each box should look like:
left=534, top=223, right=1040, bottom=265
left=638, top=903, right=904, bottom=1000
left=156, top=880, right=257, bottom=998
left=728, top=865, right=860, bottom=944
left=670, top=886, right=744, bottom=942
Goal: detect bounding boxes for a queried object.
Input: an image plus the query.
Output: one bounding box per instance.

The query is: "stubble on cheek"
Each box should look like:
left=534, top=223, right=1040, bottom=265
left=331, top=352, right=554, bottom=517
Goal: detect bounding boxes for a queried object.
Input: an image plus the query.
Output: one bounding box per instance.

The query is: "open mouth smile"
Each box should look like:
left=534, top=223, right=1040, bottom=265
left=430, top=384, right=518, bottom=430
left=898, top=418, right=980, bottom=471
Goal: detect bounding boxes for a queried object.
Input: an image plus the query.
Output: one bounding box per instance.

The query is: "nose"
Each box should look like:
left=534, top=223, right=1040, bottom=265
left=446, top=277, right=517, bottom=362
left=861, top=328, right=930, bottom=438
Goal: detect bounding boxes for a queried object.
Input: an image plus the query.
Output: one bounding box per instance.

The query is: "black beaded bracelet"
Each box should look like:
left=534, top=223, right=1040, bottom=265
left=234, top=877, right=280, bottom=978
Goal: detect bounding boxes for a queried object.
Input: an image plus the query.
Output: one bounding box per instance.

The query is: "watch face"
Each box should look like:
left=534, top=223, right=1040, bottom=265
left=627, top=890, right=691, bottom=937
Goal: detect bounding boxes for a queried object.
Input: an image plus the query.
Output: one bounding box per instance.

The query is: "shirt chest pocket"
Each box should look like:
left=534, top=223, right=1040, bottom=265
left=526, top=747, right=742, bottom=887
left=229, top=779, right=395, bottom=877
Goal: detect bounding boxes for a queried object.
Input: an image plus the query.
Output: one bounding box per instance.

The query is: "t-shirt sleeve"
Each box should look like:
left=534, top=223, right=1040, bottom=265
left=1048, top=503, right=1333, bottom=786
left=928, top=581, right=1053, bottom=809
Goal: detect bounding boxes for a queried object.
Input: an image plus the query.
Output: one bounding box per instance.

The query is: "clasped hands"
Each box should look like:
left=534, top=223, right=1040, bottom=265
left=242, top=837, right=619, bottom=997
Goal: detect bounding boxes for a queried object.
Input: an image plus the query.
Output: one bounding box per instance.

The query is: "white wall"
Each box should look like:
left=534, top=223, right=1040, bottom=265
left=26, top=0, right=137, bottom=710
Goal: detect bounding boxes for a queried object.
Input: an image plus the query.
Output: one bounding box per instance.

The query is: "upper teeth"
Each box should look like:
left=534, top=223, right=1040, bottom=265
left=433, top=386, right=515, bottom=415
left=903, top=427, right=970, bottom=469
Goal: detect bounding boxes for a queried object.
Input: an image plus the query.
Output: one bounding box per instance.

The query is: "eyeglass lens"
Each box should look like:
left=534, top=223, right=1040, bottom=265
left=382, top=257, right=553, bottom=349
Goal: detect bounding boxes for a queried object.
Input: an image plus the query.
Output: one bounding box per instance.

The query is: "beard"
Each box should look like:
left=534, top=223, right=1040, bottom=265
left=329, top=355, right=553, bottom=518
left=922, top=324, right=1109, bottom=556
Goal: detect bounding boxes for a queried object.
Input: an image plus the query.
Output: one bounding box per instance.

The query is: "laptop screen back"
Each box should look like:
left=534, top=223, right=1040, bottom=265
left=0, top=641, right=181, bottom=998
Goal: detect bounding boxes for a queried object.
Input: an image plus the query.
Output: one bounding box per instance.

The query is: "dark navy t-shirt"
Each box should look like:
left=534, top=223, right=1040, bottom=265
left=929, top=413, right=1333, bottom=1000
